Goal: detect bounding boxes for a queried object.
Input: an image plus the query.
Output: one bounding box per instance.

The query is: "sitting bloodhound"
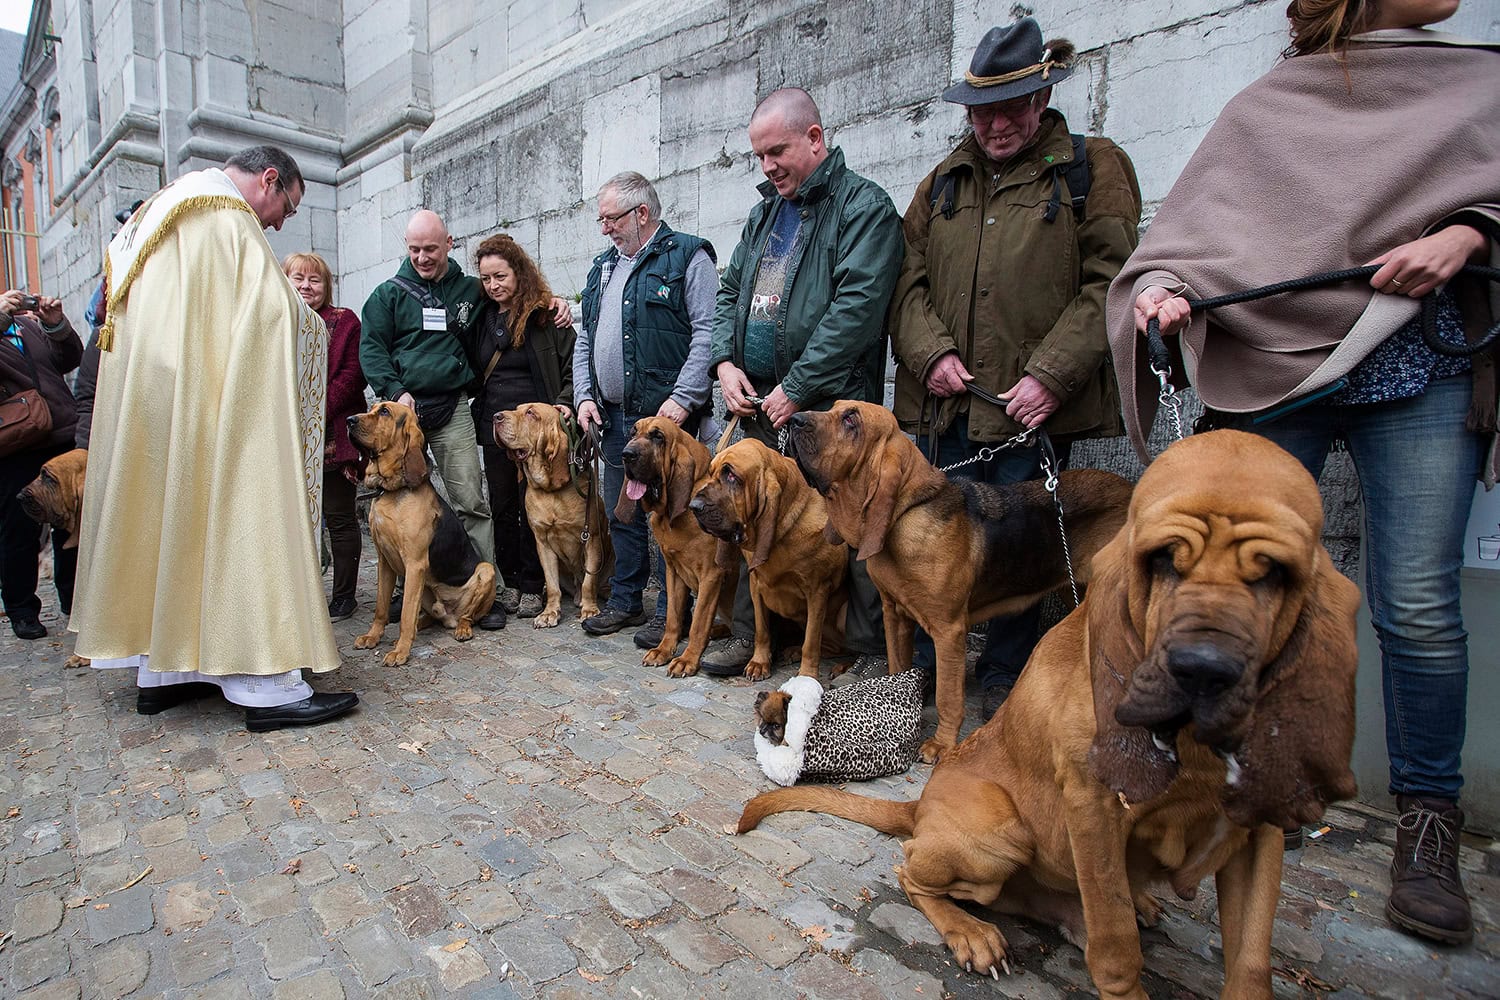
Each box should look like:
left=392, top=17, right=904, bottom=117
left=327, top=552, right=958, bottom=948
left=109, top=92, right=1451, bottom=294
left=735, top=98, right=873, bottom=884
left=616, top=416, right=736, bottom=675
left=788, top=401, right=1133, bottom=761
left=347, top=402, right=497, bottom=665
left=493, top=402, right=612, bottom=629
left=689, top=438, right=848, bottom=682
left=737, top=429, right=1361, bottom=999
left=18, top=447, right=90, bottom=667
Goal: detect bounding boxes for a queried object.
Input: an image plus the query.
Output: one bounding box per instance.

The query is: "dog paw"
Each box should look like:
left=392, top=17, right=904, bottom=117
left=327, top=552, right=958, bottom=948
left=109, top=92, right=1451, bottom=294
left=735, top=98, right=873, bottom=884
left=1134, top=891, right=1164, bottom=928
left=353, top=633, right=381, bottom=650
left=577, top=604, right=600, bottom=621
left=453, top=625, right=474, bottom=642
left=532, top=611, right=561, bottom=629
left=667, top=655, right=700, bottom=678
left=919, top=738, right=952, bottom=764
left=744, top=658, right=771, bottom=682
left=944, top=922, right=1011, bottom=981
left=64, top=654, right=89, bottom=668
left=642, top=646, right=672, bottom=667
left=382, top=649, right=410, bottom=667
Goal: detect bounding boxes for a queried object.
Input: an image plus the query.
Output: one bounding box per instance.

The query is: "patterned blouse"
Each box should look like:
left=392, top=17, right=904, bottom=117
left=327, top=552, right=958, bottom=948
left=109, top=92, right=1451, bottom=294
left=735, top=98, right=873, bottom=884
left=1331, top=289, right=1470, bottom=405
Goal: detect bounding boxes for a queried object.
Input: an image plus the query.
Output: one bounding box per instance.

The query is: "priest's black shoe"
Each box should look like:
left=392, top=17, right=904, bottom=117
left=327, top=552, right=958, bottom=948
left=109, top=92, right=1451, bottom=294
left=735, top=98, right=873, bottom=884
left=137, top=682, right=221, bottom=715
left=245, top=692, right=359, bottom=732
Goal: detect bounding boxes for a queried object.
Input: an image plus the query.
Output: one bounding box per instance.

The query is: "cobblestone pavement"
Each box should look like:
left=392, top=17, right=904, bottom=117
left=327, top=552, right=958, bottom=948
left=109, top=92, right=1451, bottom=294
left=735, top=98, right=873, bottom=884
left=3, top=567, right=1497, bottom=1000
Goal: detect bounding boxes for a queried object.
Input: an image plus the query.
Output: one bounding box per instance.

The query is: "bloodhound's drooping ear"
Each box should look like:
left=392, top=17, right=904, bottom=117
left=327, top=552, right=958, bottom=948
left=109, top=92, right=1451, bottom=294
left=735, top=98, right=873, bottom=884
left=399, top=411, right=428, bottom=487
left=715, top=538, right=738, bottom=571
left=1220, top=552, right=1361, bottom=830
left=613, top=482, right=639, bottom=524
left=748, top=465, right=782, bottom=571
left=1085, top=530, right=1183, bottom=806
left=854, top=433, right=906, bottom=562
left=665, top=447, right=698, bottom=522
left=60, top=449, right=88, bottom=549
left=540, top=416, right=572, bottom=492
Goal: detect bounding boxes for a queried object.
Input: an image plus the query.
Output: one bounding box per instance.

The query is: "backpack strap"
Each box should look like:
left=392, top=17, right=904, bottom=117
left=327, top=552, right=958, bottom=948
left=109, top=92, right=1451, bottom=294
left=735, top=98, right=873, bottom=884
left=927, top=171, right=958, bottom=221
left=1042, top=133, right=1092, bottom=224
left=387, top=275, right=445, bottom=312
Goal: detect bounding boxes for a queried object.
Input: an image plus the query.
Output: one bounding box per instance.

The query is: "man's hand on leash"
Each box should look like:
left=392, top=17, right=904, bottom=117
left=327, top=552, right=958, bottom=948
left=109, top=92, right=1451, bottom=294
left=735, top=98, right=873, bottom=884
left=717, top=362, right=759, bottom=416
left=578, top=399, right=602, bottom=433
left=760, top=385, right=800, bottom=429
left=658, top=398, right=689, bottom=426
left=925, top=351, right=973, bottom=397
left=997, top=375, right=1059, bottom=429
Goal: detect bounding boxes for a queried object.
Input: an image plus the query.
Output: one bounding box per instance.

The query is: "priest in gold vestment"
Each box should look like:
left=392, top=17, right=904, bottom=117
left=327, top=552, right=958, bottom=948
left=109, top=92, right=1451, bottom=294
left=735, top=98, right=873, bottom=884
left=71, top=146, right=358, bottom=731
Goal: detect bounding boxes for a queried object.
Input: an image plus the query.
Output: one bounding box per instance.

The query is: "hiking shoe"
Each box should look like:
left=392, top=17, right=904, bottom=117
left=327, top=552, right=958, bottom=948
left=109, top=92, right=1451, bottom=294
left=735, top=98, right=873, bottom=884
left=497, top=587, right=521, bottom=615
left=10, top=613, right=46, bottom=640
left=328, top=595, right=357, bottom=622
left=1387, top=795, right=1473, bottom=945
left=582, top=607, right=646, bottom=636
left=634, top=613, right=672, bottom=650
left=700, top=636, right=755, bottom=676
left=831, top=653, right=889, bottom=687
left=517, top=592, right=545, bottom=619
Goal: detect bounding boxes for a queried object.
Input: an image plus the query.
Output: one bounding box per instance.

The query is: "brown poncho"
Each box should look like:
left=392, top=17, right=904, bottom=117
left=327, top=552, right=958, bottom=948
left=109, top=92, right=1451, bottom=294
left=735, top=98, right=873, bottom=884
left=1107, top=30, right=1500, bottom=478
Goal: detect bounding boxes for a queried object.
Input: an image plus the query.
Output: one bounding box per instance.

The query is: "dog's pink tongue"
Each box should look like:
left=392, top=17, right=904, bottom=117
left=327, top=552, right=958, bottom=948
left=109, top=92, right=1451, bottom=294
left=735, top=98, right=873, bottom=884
left=625, top=479, right=647, bottom=501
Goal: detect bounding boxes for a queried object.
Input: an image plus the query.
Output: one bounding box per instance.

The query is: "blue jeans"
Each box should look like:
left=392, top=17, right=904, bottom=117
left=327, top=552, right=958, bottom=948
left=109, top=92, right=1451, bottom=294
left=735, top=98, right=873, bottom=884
left=912, top=414, right=1072, bottom=691
left=600, top=403, right=667, bottom=616
left=1238, top=376, right=1481, bottom=800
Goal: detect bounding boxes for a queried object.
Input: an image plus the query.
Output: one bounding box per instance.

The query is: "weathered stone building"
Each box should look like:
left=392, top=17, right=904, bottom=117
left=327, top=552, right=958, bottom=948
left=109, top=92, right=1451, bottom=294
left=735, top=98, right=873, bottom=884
left=4, top=0, right=1499, bottom=822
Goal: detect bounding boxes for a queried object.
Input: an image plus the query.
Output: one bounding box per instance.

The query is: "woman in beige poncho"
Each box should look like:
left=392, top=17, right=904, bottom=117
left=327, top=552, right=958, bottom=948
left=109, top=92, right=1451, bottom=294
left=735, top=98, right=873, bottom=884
left=1109, top=0, right=1497, bottom=948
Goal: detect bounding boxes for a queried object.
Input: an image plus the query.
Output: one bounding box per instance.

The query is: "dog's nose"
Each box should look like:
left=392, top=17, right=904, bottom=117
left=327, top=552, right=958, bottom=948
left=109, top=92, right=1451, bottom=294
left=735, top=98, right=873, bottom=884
left=346, top=415, right=359, bottom=430
left=1168, top=643, right=1243, bottom=700
left=789, top=412, right=810, bottom=428
left=688, top=494, right=706, bottom=514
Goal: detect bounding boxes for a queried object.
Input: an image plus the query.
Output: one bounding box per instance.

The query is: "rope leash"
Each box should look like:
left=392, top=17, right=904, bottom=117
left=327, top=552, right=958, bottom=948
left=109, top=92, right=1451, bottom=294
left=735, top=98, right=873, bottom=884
left=1145, top=263, right=1500, bottom=442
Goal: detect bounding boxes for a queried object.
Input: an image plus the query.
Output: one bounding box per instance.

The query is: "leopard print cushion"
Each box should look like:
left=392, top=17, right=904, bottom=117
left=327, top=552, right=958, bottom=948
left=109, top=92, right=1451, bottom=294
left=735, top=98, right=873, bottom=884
left=799, top=669, right=924, bottom=783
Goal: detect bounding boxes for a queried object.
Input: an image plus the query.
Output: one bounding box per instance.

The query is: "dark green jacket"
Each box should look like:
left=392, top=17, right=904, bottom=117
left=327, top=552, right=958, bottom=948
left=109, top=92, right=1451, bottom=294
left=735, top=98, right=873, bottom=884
left=359, top=258, right=485, bottom=400
left=579, top=223, right=715, bottom=417
left=710, top=147, right=904, bottom=408
left=890, top=112, right=1141, bottom=440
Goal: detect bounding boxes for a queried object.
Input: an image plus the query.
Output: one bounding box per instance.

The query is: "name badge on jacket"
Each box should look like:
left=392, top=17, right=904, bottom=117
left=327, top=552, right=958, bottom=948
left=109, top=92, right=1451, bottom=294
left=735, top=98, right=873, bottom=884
left=421, top=308, right=447, bottom=332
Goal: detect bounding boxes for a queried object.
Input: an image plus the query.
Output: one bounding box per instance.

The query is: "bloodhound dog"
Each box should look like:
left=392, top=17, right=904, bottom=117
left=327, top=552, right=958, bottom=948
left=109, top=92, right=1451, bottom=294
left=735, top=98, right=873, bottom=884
left=788, top=401, right=1133, bottom=761
left=616, top=416, right=736, bottom=675
left=737, top=429, right=1361, bottom=999
left=689, top=438, right=848, bottom=682
left=493, top=403, right=612, bottom=629
left=18, top=448, right=90, bottom=667
left=347, top=402, right=497, bottom=665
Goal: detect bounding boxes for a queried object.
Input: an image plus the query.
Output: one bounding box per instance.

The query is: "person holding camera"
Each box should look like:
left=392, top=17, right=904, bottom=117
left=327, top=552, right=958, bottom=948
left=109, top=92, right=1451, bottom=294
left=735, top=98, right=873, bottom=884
left=0, top=289, right=83, bottom=639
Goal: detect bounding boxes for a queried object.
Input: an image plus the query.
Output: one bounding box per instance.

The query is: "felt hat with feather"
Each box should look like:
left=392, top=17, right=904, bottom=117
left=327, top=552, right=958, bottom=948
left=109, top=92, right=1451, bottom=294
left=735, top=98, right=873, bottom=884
left=943, top=18, right=1076, bottom=106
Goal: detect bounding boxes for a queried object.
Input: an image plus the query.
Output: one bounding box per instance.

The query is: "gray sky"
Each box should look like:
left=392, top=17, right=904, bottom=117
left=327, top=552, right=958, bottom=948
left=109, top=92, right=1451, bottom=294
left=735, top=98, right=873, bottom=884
left=0, top=3, right=34, bottom=35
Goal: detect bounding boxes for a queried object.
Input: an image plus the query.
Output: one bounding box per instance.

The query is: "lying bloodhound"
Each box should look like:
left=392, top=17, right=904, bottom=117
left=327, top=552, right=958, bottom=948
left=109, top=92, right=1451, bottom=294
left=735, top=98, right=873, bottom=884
left=737, top=429, right=1361, bottom=999
left=18, top=447, right=90, bottom=667
left=616, top=416, right=736, bottom=675
left=347, top=402, right=497, bottom=665
left=789, top=401, right=1133, bottom=761
left=690, top=438, right=848, bottom=681
left=493, top=402, right=611, bottom=628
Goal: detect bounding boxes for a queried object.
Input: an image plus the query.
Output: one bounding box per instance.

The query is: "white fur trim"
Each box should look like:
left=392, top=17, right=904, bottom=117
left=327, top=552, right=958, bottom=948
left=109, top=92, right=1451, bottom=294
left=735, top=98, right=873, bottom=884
left=754, top=675, right=824, bottom=787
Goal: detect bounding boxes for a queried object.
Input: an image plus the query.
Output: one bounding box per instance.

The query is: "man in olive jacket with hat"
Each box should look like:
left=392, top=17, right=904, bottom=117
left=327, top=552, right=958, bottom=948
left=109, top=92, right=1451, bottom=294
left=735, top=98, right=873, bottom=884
left=890, top=18, right=1142, bottom=716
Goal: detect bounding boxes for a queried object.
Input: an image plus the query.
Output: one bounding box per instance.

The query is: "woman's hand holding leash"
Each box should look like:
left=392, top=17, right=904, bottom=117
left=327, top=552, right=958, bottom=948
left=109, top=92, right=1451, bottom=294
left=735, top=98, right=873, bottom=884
left=1368, top=224, right=1487, bottom=298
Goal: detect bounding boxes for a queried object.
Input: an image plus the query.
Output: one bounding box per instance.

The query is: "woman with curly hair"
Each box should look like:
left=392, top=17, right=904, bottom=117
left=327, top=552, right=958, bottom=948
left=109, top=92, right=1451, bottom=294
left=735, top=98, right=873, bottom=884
left=1112, top=0, right=1497, bottom=946
left=466, top=234, right=577, bottom=620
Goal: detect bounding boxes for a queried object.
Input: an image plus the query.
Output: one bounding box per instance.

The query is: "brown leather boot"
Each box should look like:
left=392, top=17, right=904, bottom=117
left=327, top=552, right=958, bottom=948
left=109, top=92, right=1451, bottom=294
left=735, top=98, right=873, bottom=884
left=1386, top=795, right=1473, bottom=945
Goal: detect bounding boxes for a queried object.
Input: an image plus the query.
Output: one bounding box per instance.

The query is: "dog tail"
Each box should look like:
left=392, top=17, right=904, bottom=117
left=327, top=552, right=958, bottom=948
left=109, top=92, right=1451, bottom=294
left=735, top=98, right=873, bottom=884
left=735, top=787, right=916, bottom=838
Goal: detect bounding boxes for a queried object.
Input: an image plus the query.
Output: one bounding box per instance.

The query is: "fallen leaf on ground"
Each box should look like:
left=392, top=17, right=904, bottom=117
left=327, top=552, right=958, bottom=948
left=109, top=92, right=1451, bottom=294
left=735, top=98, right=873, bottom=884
left=278, top=858, right=302, bottom=875
left=398, top=741, right=428, bottom=755
left=441, top=939, right=468, bottom=953
left=343, top=863, right=359, bottom=874
left=579, top=970, right=604, bottom=983
left=800, top=925, right=831, bottom=943
left=289, top=797, right=306, bottom=817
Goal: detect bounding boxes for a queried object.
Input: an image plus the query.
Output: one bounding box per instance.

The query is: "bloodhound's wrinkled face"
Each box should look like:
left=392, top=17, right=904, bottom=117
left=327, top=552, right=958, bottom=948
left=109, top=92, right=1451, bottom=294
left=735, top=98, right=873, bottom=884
left=755, top=690, right=793, bottom=746
left=18, top=448, right=88, bottom=548
left=688, top=449, right=749, bottom=547
left=1088, top=429, right=1361, bottom=829
left=347, top=402, right=427, bottom=491
left=619, top=416, right=698, bottom=520
left=493, top=403, right=571, bottom=492
left=786, top=402, right=894, bottom=496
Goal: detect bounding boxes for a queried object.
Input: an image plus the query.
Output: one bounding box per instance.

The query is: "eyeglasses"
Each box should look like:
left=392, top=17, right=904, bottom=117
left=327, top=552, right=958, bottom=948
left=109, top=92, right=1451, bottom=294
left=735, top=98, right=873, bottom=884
left=596, top=205, right=640, bottom=228
left=969, top=93, right=1040, bottom=123
left=277, top=182, right=298, bottom=220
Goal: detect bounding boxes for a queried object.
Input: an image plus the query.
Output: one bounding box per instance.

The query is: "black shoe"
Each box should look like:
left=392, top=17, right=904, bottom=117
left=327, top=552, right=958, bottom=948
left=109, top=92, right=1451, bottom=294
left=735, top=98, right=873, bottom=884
left=582, top=607, right=646, bottom=636
left=477, top=606, right=507, bottom=631
left=10, top=614, right=46, bottom=640
left=980, top=684, right=1014, bottom=721
left=634, top=613, right=671, bottom=650
left=700, top=636, right=755, bottom=676
left=1387, top=795, right=1473, bottom=945
left=137, top=682, right=221, bottom=715
left=328, top=595, right=357, bottom=622
left=386, top=591, right=403, bottom=618
left=245, top=691, right=360, bottom=732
